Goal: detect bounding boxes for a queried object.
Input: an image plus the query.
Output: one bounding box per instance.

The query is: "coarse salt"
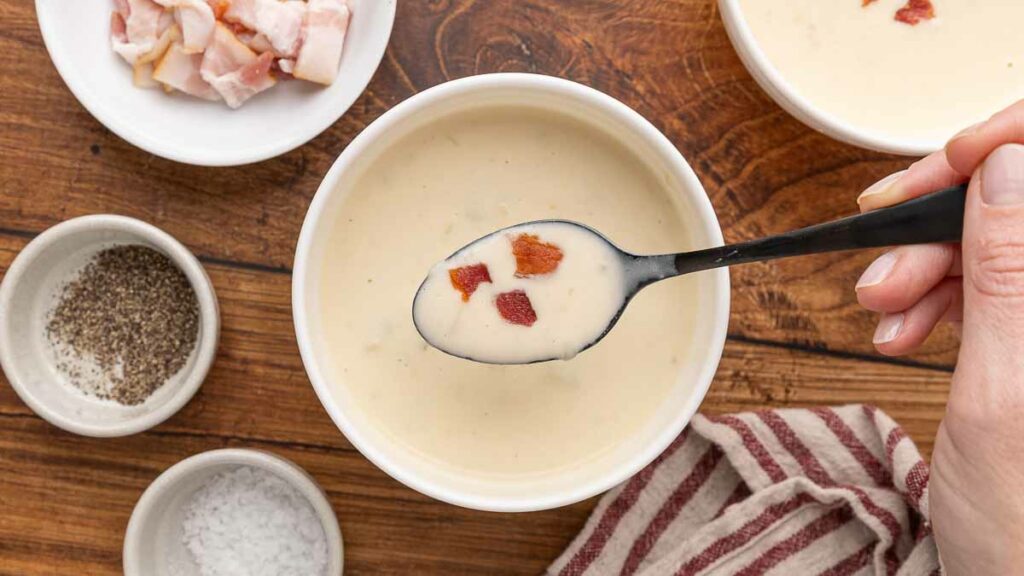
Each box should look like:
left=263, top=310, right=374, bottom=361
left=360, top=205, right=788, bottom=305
left=177, top=465, right=329, bottom=576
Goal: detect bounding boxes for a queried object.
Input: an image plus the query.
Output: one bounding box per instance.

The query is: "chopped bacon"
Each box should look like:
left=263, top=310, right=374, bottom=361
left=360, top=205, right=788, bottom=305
left=111, top=11, right=128, bottom=43
left=110, top=0, right=165, bottom=65
left=512, top=234, right=563, bottom=277
left=861, top=0, right=877, bottom=5
left=274, top=58, right=296, bottom=78
left=152, top=0, right=216, bottom=53
left=495, top=291, right=537, bottom=327
left=200, top=23, right=276, bottom=108
left=206, top=0, right=229, bottom=19
left=449, top=264, right=492, bottom=302
left=223, top=0, right=306, bottom=58
left=152, top=41, right=221, bottom=101
left=895, top=0, right=935, bottom=25
left=111, top=0, right=348, bottom=106
left=293, top=0, right=350, bottom=86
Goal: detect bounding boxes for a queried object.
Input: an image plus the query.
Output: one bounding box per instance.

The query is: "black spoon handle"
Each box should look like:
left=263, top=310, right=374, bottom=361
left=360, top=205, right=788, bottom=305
left=674, top=184, right=967, bottom=275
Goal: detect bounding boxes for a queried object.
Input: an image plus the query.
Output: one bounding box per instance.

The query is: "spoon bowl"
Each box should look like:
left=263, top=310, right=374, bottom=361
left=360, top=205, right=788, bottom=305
left=412, top=220, right=640, bottom=364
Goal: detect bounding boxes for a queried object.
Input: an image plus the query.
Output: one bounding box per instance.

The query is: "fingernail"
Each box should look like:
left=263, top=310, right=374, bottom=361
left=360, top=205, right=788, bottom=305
left=856, top=251, right=898, bottom=290
left=858, top=170, right=906, bottom=206
left=949, top=121, right=984, bottom=143
left=873, top=313, right=904, bottom=345
left=981, top=144, right=1024, bottom=206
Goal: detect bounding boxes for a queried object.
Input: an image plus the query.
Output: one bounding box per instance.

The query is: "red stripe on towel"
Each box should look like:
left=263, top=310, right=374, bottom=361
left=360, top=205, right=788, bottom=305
left=714, top=481, right=752, bottom=519
left=758, top=411, right=904, bottom=573
left=811, top=407, right=891, bottom=486
left=619, top=446, right=724, bottom=576
left=675, top=493, right=816, bottom=575
left=734, top=506, right=854, bottom=576
left=558, top=430, right=689, bottom=576
left=709, top=415, right=787, bottom=483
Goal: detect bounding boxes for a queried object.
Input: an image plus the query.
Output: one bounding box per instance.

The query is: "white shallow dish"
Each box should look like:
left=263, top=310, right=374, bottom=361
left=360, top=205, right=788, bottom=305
left=35, top=0, right=397, bottom=166
left=124, top=449, right=343, bottom=576
left=293, top=73, right=731, bottom=512
left=0, top=215, right=220, bottom=437
left=718, top=0, right=936, bottom=156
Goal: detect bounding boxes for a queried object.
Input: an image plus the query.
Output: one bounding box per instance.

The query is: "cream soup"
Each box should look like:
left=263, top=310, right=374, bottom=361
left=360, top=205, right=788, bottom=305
left=738, top=0, right=1024, bottom=144
left=318, top=107, right=700, bottom=478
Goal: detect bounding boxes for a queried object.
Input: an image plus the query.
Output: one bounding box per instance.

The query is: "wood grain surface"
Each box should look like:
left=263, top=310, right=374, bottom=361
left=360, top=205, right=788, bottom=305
left=0, top=0, right=955, bottom=574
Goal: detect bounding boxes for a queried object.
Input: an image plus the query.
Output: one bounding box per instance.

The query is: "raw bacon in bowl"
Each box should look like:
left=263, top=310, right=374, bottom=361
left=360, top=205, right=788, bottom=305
left=109, top=0, right=351, bottom=108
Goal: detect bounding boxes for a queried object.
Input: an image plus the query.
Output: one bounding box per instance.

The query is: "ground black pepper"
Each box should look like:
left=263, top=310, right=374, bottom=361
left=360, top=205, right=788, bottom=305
left=46, top=245, right=200, bottom=406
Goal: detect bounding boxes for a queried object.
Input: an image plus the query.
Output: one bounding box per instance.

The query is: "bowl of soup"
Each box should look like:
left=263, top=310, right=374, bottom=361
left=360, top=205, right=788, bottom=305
left=292, top=73, right=730, bottom=511
left=719, top=0, right=1024, bottom=155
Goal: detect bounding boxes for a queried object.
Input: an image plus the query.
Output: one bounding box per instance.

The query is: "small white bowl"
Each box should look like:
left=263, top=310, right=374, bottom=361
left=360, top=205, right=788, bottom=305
left=35, top=0, right=396, bottom=166
left=0, top=215, right=219, bottom=437
left=293, top=73, right=731, bottom=512
left=124, top=449, right=344, bottom=576
left=718, top=0, right=936, bottom=156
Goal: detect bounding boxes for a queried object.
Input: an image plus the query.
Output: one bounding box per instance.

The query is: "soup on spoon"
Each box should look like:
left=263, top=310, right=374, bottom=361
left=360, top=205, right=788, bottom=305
left=412, top=222, right=629, bottom=364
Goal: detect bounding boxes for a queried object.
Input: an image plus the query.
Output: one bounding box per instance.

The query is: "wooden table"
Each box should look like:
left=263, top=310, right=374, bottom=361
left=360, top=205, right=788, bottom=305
left=0, top=1, right=957, bottom=573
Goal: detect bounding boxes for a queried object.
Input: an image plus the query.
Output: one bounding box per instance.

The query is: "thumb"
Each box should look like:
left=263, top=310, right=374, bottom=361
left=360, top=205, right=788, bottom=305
left=955, top=144, right=1024, bottom=412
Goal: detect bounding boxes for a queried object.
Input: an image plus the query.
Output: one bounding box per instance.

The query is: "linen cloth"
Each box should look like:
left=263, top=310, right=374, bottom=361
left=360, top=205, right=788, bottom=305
left=549, top=405, right=938, bottom=576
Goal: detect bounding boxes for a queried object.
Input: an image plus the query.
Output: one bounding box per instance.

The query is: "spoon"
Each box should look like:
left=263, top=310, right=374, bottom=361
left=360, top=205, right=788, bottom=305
left=413, top=184, right=967, bottom=365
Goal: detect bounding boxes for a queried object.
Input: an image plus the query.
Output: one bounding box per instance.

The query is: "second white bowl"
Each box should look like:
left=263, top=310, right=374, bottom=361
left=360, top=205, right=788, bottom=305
left=718, top=0, right=938, bottom=156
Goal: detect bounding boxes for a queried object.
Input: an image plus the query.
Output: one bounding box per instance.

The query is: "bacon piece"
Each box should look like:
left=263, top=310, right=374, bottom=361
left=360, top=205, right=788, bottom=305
left=861, top=0, right=877, bottom=5
left=276, top=58, right=296, bottom=77
left=512, top=234, right=564, bottom=277
left=153, top=0, right=216, bottom=53
left=153, top=41, right=220, bottom=100
left=200, top=23, right=277, bottom=108
left=894, top=0, right=935, bottom=25
left=448, top=264, right=492, bottom=302
left=110, top=0, right=166, bottom=65
left=133, top=62, right=160, bottom=88
left=138, top=23, right=180, bottom=65
left=206, top=0, right=229, bottom=19
left=293, top=0, right=350, bottom=86
left=236, top=30, right=276, bottom=54
left=223, top=0, right=306, bottom=58
left=496, top=291, right=537, bottom=327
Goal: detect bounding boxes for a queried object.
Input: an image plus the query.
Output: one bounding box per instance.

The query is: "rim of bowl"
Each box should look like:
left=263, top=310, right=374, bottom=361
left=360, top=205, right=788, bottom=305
left=717, top=0, right=938, bottom=157
left=0, top=215, right=220, bottom=437
left=123, top=448, right=344, bottom=576
left=33, top=0, right=397, bottom=167
left=292, top=73, right=731, bottom=512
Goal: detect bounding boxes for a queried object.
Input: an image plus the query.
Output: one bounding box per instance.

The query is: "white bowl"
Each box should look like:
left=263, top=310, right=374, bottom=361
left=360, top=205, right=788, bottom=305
left=0, top=215, right=219, bottom=437
left=718, top=0, right=935, bottom=156
left=35, top=0, right=396, bottom=166
left=124, top=449, right=343, bottom=576
left=292, top=73, right=731, bottom=512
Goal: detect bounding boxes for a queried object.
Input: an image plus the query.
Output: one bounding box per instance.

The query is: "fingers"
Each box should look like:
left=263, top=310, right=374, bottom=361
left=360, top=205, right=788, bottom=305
left=873, top=278, right=962, bottom=356
left=946, top=100, right=1024, bottom=177
left=856, top=244, right=961, bottom=313
left=858, top=150, right=967, bottom=212
left=951, top=144, right=1024, bottom=413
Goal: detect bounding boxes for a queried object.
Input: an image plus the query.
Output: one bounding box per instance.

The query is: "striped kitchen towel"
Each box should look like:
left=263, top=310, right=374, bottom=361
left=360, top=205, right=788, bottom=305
left=549, top=405, right=937, bottom=576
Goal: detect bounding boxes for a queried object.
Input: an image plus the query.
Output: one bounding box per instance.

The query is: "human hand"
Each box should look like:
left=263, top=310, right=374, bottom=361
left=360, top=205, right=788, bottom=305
left=854, top=100, right=1024, bottom=575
